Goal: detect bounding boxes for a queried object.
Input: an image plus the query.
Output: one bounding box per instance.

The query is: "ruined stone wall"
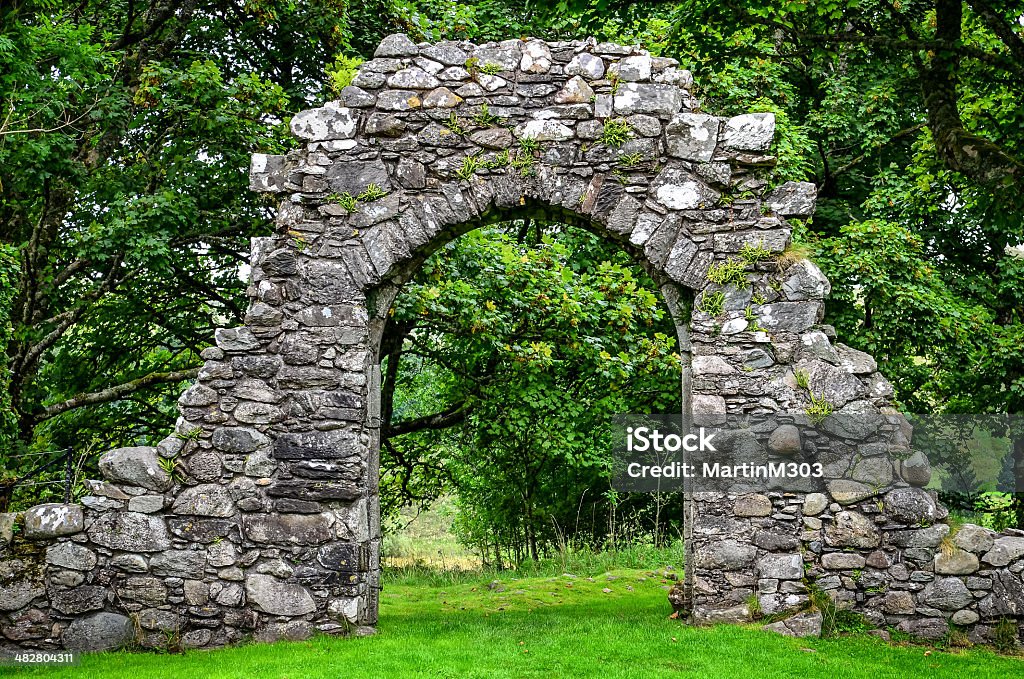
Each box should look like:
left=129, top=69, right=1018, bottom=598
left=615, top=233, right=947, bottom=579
left=1, top=34, right=1022, bottom=654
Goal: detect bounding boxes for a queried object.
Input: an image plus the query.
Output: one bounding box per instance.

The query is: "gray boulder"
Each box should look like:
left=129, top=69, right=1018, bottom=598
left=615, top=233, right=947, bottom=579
left=245, top=575, right=316, bottom=616
left=824, top=510, right=880, bottom=548
left=921, top=577, right=973, bottom=611
left=23, top=503, right=84, bottom=538
left=62, top=612, right=135, bottom=652
left=98, top=446, right=172, bottom=491
left=171, top=484, right=236, bottom=517
left=88, top=511, right=171, bottom=552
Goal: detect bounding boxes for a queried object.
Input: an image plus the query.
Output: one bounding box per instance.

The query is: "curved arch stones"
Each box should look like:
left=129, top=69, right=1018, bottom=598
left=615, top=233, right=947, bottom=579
left=2, top=35, right=1023, bottom=652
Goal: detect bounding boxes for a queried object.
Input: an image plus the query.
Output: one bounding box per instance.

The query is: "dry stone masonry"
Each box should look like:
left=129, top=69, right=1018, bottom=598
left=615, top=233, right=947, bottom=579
left=1, top=34, right=1022, bottom=654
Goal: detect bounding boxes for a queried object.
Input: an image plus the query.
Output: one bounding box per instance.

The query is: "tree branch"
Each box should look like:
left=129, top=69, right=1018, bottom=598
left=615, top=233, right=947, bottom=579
left=385, top=402, right=471, bottom=438
left=37, top=366, right=200, bottom=421
left=924, top=0, right=1024, bottom=191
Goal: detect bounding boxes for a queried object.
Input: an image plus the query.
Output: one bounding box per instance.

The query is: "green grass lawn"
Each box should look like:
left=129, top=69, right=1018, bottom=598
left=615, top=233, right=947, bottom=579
left=9, top=566, right=1023, bottom=679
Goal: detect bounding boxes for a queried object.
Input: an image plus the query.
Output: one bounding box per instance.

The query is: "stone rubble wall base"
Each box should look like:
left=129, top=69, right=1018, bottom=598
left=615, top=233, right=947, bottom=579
left=2, top=33, right=1022, bottom=654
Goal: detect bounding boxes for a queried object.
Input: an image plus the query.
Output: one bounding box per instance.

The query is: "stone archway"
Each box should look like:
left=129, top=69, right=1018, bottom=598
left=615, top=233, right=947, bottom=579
left=2, top=34, right=1023, bottom=653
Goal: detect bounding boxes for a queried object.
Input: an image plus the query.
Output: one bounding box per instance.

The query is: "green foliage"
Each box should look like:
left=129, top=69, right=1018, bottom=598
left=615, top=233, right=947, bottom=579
left=517, top=136, right=539, bottom=154
left=383, top=226, right=682, bottom=558
left=739, top=241, right=773, bottom=265
left=706, top=259, right=749, bottom=288
left=599, top=118, right=632, bottom=148
left=0, top=244, right=20, bottom=449
left=456, top=153, right=483, bottom=181
left=806, top=392, right=834, bottom=424
left=358, top=183, right=388, bottom=202
left=472, top=103, right=501, bottom=127
left=794, top=368, right=810, bottom=390
left=696, top=290, right=725, bottom=317
left=992, top=618, right=1018, bottom=652
left=510, top=150, right=535, bottom=177
left=333, top=192, right=360, bottom=213
left=443, top=111, right=466, bottom=135
left=483, top=149, right=511, bottom=169
left=480, top=62, right=503, bottom=76
left=326, top=54, right=364, bottom=96
left=618, top=152, right=644, bottom=168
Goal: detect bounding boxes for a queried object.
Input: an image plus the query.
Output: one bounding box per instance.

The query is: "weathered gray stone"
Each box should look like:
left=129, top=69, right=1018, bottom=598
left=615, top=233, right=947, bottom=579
left=62, top=613, right=135, bottom=652
left=758, top=302, right=822, bottom=334
left=765, top=181, right=817, bottom=217
left=339, top=86, right=375, bottom=107
left=234, top=401, right=285, bottom=424
left=151, top=549, right=208, bottom=577
left=138, top=608, right=181, bottom=632
left=763, top=611, right=822, bottom=638
left=520, top=40, right=552, bottom=73
left=613, top=83, right=682, bottom=116
left=374, top=33, right=418, bottom=57
left=514, top=119, right=574, bottom=141
left=212, top=426, right=271, bottom=454
left=851, top=456, right=893, bottom=487
left=665, top=113, right=718, bottom=162
left=0, top=512, right=16, bottom=545
left=98, top=446, right=172, bottom=491
left=0, top=563, right=44, bottom=611
left=242, top=512, right=334, bottom=545
left=618, top=55, right=652, bottom=81
left=821, top=552, right=866, bottom=569
left=50, top=585, right=107, bottom=614
left=469, top=128, right=513, bottom=149
left=116, top=576, right=168, bottom=606
left=803, top=493, right=829, bottom=516
left=734, top=494, right=773, bottom=517
left=215, top=327, right=260, bottom=351
left=244, top=449, right=277, bottom=477
left=899, top=450, right=932, bottom=487
left=951, top=609, right=980, bottom=625
left=171, top=484, right=236, bottom=517
left=46, top=542, right=97, bottom=571
left=795, top=359, right=866, bottom=408
left=768, top=425, right=801, bottom=456
left=110, top=554, right=149, bottom=572
left=896, top=617, right=949, bottom=640
left=89, top=511, right=171, bottom=551
left=566, top=53, right=605, bottom=79
left=934, top=548, right=980, bottom=575
left=883, top=487, right=937, bottom=525
left=387, top=68, right=440, bottom=90
left=757, top=553, right=802, bottom=579
left=290, top=103, right=357, bottom=140
left=722, top=113, right=775, bottom=150
left=376, top=89, right=423, bottom=111
left=553, top=75, right=594, bottom=104
left=825, top=510, right=880, bottom=548
left=826, top=480, right=875, bottom=505
left=245, top=574, right=316, bottom=616
left=23, top=503, right=83, bottom=538
left=835, top=343, right=877, bottom=374
left=186, top=450, right=222, bottom=483
left=693, top=540, right=757, bottom=570
left=954, top=523, right=995, bottom=554
left=424, top=42, right=467, bottom=66
left=422, top=86, right=461, bottom=108
left=781, top=259, right=831, bottom=301
left=982, top=536, right=1024, bottom=567
left=921, top=577, right=973, bottom=611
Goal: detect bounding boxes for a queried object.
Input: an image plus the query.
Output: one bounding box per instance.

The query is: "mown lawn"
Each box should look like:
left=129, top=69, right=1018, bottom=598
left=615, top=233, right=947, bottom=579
left=11, top=567, right=1023, bottom=679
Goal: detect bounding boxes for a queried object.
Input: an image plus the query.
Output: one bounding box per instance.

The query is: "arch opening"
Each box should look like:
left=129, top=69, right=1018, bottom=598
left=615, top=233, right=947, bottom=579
left=370, top=214, right=689, bottom=575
